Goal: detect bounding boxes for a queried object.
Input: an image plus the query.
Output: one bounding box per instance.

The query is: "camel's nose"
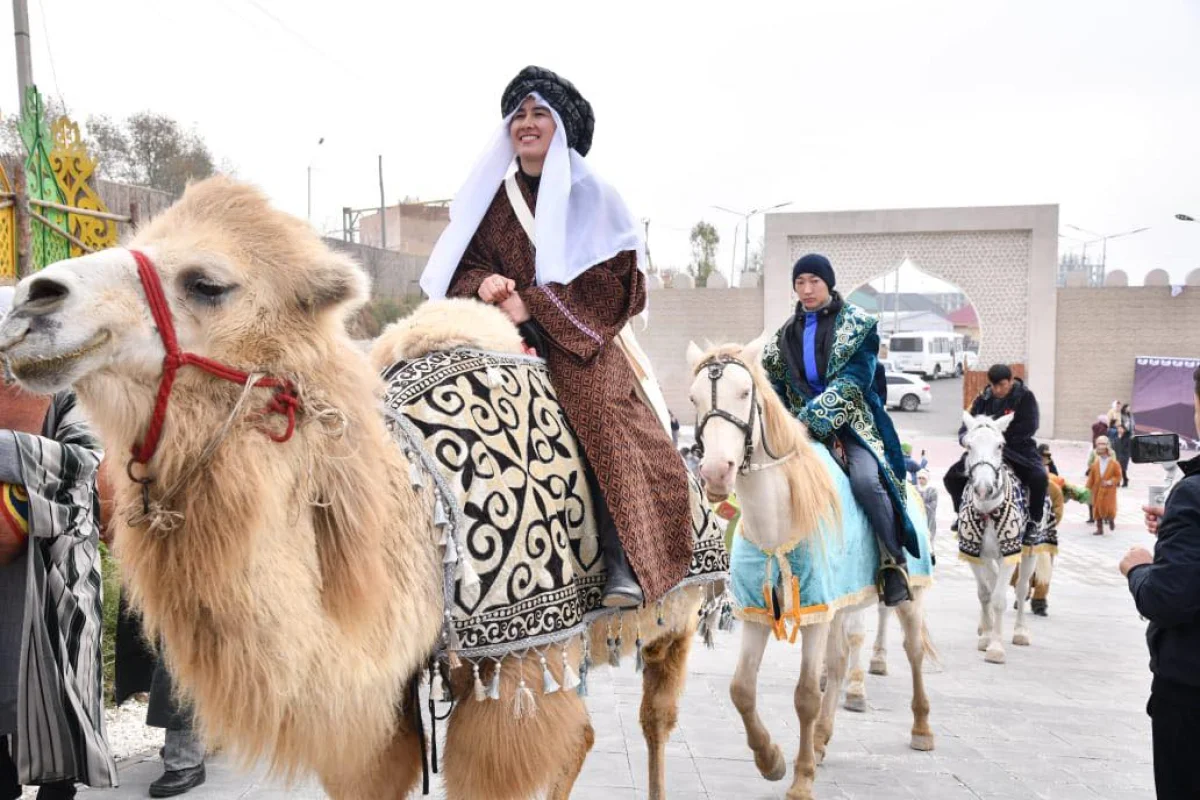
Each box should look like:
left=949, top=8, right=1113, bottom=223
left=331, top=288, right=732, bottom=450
left=21, top=276, right=70, bottom=317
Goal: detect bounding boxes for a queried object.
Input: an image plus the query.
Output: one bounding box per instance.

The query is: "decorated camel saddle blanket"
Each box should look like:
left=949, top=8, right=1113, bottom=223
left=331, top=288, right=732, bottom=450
left=729, top=445, right=933, bottom=642
left=957, top=468, right=1057, bottom=564
left=379, top=346, right=728, bottom=663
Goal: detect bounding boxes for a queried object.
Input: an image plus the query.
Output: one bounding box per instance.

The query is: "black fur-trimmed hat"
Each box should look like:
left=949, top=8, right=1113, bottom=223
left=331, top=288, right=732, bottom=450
left=502, top=66, right=595, bottom=157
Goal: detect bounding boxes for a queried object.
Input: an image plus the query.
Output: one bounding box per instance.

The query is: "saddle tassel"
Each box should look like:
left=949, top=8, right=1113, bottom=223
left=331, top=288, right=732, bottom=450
left=560, top=646, right=580, bottom=692
left=540, top=653, right=560, bottom=694
left=486, top=661, right=501, bottom=701
left=472, top=662, right=486, bottom=703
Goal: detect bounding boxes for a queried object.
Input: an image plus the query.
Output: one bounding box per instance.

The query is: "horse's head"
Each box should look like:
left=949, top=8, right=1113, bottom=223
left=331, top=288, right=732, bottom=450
left=685, top=338, right=767, bottom=497
left=961, top=410, right=1012, bottom=502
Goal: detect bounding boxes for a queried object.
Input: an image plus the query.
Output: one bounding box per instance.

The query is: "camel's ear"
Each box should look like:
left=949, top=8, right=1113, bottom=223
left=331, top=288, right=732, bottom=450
left=299, top=252, right=370, bottom=316
left=740, top=334, right=770, bottom=367
left=962, top=410, right=978, bottom=431
left=686, top=341, right=706, bottom=372
left=995, top=413, right=1015, bottom=434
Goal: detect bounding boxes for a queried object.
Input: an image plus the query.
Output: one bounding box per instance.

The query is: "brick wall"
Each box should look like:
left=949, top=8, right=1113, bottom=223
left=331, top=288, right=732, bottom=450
left=1054, top=287, right=1200, bottom=440
left=637, top=287, right=766, bottom=423
left=323, top=238, right=426, bottom=301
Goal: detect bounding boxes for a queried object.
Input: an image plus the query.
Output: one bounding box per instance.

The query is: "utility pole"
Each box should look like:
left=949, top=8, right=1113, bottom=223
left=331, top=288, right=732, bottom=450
left=641, top=218, right=653, bottom=271
left=13, top=0, right=33, bottom=111
left=378, top=155, right=387, bottom=250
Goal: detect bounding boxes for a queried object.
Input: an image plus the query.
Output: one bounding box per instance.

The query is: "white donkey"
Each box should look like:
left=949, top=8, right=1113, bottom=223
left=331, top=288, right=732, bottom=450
left=958, top=410, right=1037, bottom=664
left=687, top=341, right=935, bottom=800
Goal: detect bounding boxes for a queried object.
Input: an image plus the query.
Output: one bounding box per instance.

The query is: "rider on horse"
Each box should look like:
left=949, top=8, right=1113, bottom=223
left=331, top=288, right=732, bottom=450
left=944, top=364, right=1048, bottom=542
left=761, top=254, right=920, bottom=606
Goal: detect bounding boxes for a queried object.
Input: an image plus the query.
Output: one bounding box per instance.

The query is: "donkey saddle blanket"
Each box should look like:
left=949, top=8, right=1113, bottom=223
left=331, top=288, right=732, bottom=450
left=381, top=347, right=728, bottom=661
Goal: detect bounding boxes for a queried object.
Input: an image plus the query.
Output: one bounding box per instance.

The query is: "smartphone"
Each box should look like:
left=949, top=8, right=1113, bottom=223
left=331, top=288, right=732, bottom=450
left=1131, top=433, right=1180, bottom=465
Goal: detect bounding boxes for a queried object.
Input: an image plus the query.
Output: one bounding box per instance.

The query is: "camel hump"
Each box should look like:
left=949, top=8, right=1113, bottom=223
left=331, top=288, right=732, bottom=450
left=370, top=298, right=526, bottom=371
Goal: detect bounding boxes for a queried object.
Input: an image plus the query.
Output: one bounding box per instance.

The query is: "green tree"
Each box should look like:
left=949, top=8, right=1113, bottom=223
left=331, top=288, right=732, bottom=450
left=688, top=220, right=720, bottom=288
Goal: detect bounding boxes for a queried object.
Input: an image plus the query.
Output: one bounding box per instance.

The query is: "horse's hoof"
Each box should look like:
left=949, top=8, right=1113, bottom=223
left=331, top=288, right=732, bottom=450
left=1013, top=631, right=1031, bottom=647
left=977, top=635, right=990, bottom=652
left=985, top=645, right=1006, bottom=664
left=868, top=658, right=887, bottom=676
left=844, top=693, right=867, bottom=713
left=758, top=744, right=787, bottom=782
left=910, top=733, right=936, bottom=751
left=815, top=745, right=827, bottom=765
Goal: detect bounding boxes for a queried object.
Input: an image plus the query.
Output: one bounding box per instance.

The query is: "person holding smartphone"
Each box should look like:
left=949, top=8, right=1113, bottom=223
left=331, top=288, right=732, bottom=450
left=1120, top=365, right=1200, bottom=799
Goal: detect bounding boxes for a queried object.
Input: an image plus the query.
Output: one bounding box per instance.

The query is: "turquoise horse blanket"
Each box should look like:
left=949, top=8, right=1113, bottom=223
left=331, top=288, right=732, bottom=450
left=730, top=445, right=934, bottom=640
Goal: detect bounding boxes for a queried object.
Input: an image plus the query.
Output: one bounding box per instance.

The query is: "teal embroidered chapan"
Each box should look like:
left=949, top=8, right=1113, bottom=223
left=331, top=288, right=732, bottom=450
left=762, top=302, right=919, bottom=556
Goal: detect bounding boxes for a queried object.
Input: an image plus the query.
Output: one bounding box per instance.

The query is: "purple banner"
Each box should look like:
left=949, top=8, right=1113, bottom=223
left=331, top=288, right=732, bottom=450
left=1132, top=356, right=1199, bottom=446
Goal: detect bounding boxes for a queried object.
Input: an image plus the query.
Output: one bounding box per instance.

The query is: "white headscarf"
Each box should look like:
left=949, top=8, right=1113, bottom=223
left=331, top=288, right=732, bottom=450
left=420, top=92, right=646, bottom=299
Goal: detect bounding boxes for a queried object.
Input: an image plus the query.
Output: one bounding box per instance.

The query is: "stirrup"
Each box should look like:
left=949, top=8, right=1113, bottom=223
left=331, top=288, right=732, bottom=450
left=876, top=561, right=911, bottom=594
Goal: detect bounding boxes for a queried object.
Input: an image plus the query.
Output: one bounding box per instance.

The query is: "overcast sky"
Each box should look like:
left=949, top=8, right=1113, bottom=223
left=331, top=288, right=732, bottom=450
left=3, top=0, right=1197, bottom=287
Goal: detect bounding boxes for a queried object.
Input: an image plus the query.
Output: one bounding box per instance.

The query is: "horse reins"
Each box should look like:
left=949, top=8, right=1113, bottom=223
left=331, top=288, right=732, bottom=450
left=126, top=249, right=301, bottom=504
left=694, top=355, right=786, bottom=473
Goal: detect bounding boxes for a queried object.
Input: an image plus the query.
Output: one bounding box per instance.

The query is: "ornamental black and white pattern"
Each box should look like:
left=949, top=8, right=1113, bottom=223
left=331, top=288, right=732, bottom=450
left=381, top=348, right=727, bottom=659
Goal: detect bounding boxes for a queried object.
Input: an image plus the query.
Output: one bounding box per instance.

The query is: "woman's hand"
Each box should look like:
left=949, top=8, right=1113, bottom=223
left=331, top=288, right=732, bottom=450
left=498, top=293, right=531, bottom=324
left=478, top=275, right=516, bottom=305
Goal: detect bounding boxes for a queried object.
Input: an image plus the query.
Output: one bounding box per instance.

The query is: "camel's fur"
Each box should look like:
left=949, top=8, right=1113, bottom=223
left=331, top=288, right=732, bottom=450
left=689, top=341, right=934, bottom=799
left=370, top=297, right=525, bottom=369
left=0, top=176, right=704, bottom=799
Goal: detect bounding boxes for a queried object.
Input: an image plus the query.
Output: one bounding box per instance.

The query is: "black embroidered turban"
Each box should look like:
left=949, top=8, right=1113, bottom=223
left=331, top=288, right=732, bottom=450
left=501, top=66, right=595, bottom=157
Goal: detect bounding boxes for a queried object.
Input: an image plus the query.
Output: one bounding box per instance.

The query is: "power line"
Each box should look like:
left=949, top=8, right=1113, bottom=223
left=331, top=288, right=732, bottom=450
left=244, top=0, right=350, bottom=71
left=34, top=0, right=63, bottom=104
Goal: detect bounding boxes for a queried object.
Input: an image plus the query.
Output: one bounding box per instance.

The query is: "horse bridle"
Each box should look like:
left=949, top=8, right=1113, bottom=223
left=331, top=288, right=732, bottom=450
left=694, top=355, right=783, bottom=473
left=126, top=249, right=301, bottom=490
left=965, top=459, right=1005, bottom=504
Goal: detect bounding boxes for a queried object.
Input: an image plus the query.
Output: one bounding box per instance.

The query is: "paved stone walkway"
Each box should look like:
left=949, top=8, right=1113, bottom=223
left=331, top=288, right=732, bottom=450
left=79, top=437, right=1162, bottom=798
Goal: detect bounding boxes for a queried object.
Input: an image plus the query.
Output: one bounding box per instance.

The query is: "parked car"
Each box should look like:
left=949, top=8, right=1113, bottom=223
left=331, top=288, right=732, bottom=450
left=886, top=373, right=933, bottom=412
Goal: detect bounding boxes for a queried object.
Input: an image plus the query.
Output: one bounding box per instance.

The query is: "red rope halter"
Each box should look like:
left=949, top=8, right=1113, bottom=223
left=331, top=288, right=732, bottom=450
left=128, top=249, right=300, bottom=472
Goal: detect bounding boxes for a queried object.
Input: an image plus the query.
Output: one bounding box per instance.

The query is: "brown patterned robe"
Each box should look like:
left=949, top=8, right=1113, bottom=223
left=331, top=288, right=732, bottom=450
left=448, top=171, right=692, bottom=601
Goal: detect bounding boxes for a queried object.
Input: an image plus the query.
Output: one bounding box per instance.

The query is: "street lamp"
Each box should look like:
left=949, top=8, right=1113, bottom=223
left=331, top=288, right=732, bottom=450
left=1177, top=214, right=1197, bottom=222
left=712, top=201, right=793, bottom=283
left=307, top=137, right=325, bottom=223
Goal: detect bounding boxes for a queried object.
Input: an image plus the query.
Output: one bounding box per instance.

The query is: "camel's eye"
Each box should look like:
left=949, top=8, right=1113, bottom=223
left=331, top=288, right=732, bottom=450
left=181, top=270, right=236, bottom=306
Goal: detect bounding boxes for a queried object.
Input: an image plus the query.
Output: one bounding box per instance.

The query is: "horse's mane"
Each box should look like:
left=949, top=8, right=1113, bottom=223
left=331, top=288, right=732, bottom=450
left=699, top=344, right=842, bottom=540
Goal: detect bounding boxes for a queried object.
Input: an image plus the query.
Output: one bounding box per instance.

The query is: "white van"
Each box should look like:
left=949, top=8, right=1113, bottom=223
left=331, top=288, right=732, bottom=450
left=885, top=331, right=965, bottom=380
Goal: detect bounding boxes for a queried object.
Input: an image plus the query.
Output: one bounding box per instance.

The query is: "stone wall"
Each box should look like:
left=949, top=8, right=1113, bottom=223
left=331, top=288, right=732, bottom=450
left=1054, top=286, right=1200, bottom=440
left=638, top=287, right=766, bottom=422
left=323, top=238, right=426, bottom=301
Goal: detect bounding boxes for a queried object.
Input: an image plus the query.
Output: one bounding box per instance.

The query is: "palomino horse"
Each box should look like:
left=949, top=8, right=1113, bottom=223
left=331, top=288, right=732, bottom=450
left=687, top=341, right=936, bottom=800
left=958, top=411, right=1038, bottom=664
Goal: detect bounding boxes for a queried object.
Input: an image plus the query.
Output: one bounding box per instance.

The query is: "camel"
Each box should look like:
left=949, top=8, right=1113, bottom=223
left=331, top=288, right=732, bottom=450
left=957, top=410, right=1038, bottom=664
left=0, top=177, right=709, bottom=800
left=686, top=341, right=936, bottom=800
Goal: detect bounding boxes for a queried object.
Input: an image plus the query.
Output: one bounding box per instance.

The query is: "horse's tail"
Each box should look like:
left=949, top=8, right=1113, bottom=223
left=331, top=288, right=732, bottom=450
left=1034, top=550, right=1054, bottom=587
left=921, top=619, right=942, bottom=670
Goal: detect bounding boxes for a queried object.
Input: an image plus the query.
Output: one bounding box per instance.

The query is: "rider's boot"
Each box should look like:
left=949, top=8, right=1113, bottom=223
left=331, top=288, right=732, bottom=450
left=600, top=516, right=643, bottom=609
left=1031, top=598, right=1048, bottom=617
left=878, top=559, right=911, bottom=607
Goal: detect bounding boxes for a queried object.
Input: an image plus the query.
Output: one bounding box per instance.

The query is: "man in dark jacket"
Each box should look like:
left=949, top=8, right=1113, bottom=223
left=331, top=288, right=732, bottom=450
left=944, top=364, right=1047, bottom=537
left=1121, top=365, right=1200, bottom=799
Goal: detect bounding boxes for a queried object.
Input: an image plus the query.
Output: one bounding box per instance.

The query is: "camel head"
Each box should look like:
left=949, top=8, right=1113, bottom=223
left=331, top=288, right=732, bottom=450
left=686, top=338, right=767, bottom=497
left=0, top=176, right=368, bottom=446
left=961, top=410, right=1013, bottom=501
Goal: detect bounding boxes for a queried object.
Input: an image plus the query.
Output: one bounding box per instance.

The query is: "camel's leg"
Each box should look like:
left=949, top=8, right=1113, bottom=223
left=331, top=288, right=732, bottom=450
left=869, top=601, right=891, bottom=676
left=787, top=622, right=830, bottom=800
left=816, top=613, right=851, bottom=763
left=640, top=628, right=694, bottom=800
left=1012, top=552, right=1036, bottom=647
left=443, top=657, right=591, bottom=800
left=970, top=560, right=996, bottom=650
left=894, top=591, right=935, bottom=751
left=843, top=609, right=868, bottom=713
left=321, top=722, right=423, bottom=800
left=730, top=622, right=787, bottom=782
left=985, top=561, right=1017, bottom=663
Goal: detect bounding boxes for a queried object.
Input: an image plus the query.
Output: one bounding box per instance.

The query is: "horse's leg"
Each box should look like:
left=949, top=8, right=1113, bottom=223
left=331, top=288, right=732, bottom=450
left=443, top=657, right=591, bottom=800
left=843, top=609, right=868, bottom=712
left=986, top=561, right=1017, bottom=664
left=816, top=613, right=850, bottom=763
left=640, top=627, right=694, bottom=800
left=970, top=561, right=995, bottom=650
left=320, top=723, right=423, bottom=800
left=1012, top=552, right=1036, bottom=647
left=730, top=622, right=787, bottom=781
left=895, top=590, right=935, bottom=751
left=869, top=601, right=890, bottom=676
left=787, top=622, right=830, bottom=800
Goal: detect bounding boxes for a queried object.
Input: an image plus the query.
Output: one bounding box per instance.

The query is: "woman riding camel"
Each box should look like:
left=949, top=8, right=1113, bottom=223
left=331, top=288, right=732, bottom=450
left=420, top=66, right=692, bottom=608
